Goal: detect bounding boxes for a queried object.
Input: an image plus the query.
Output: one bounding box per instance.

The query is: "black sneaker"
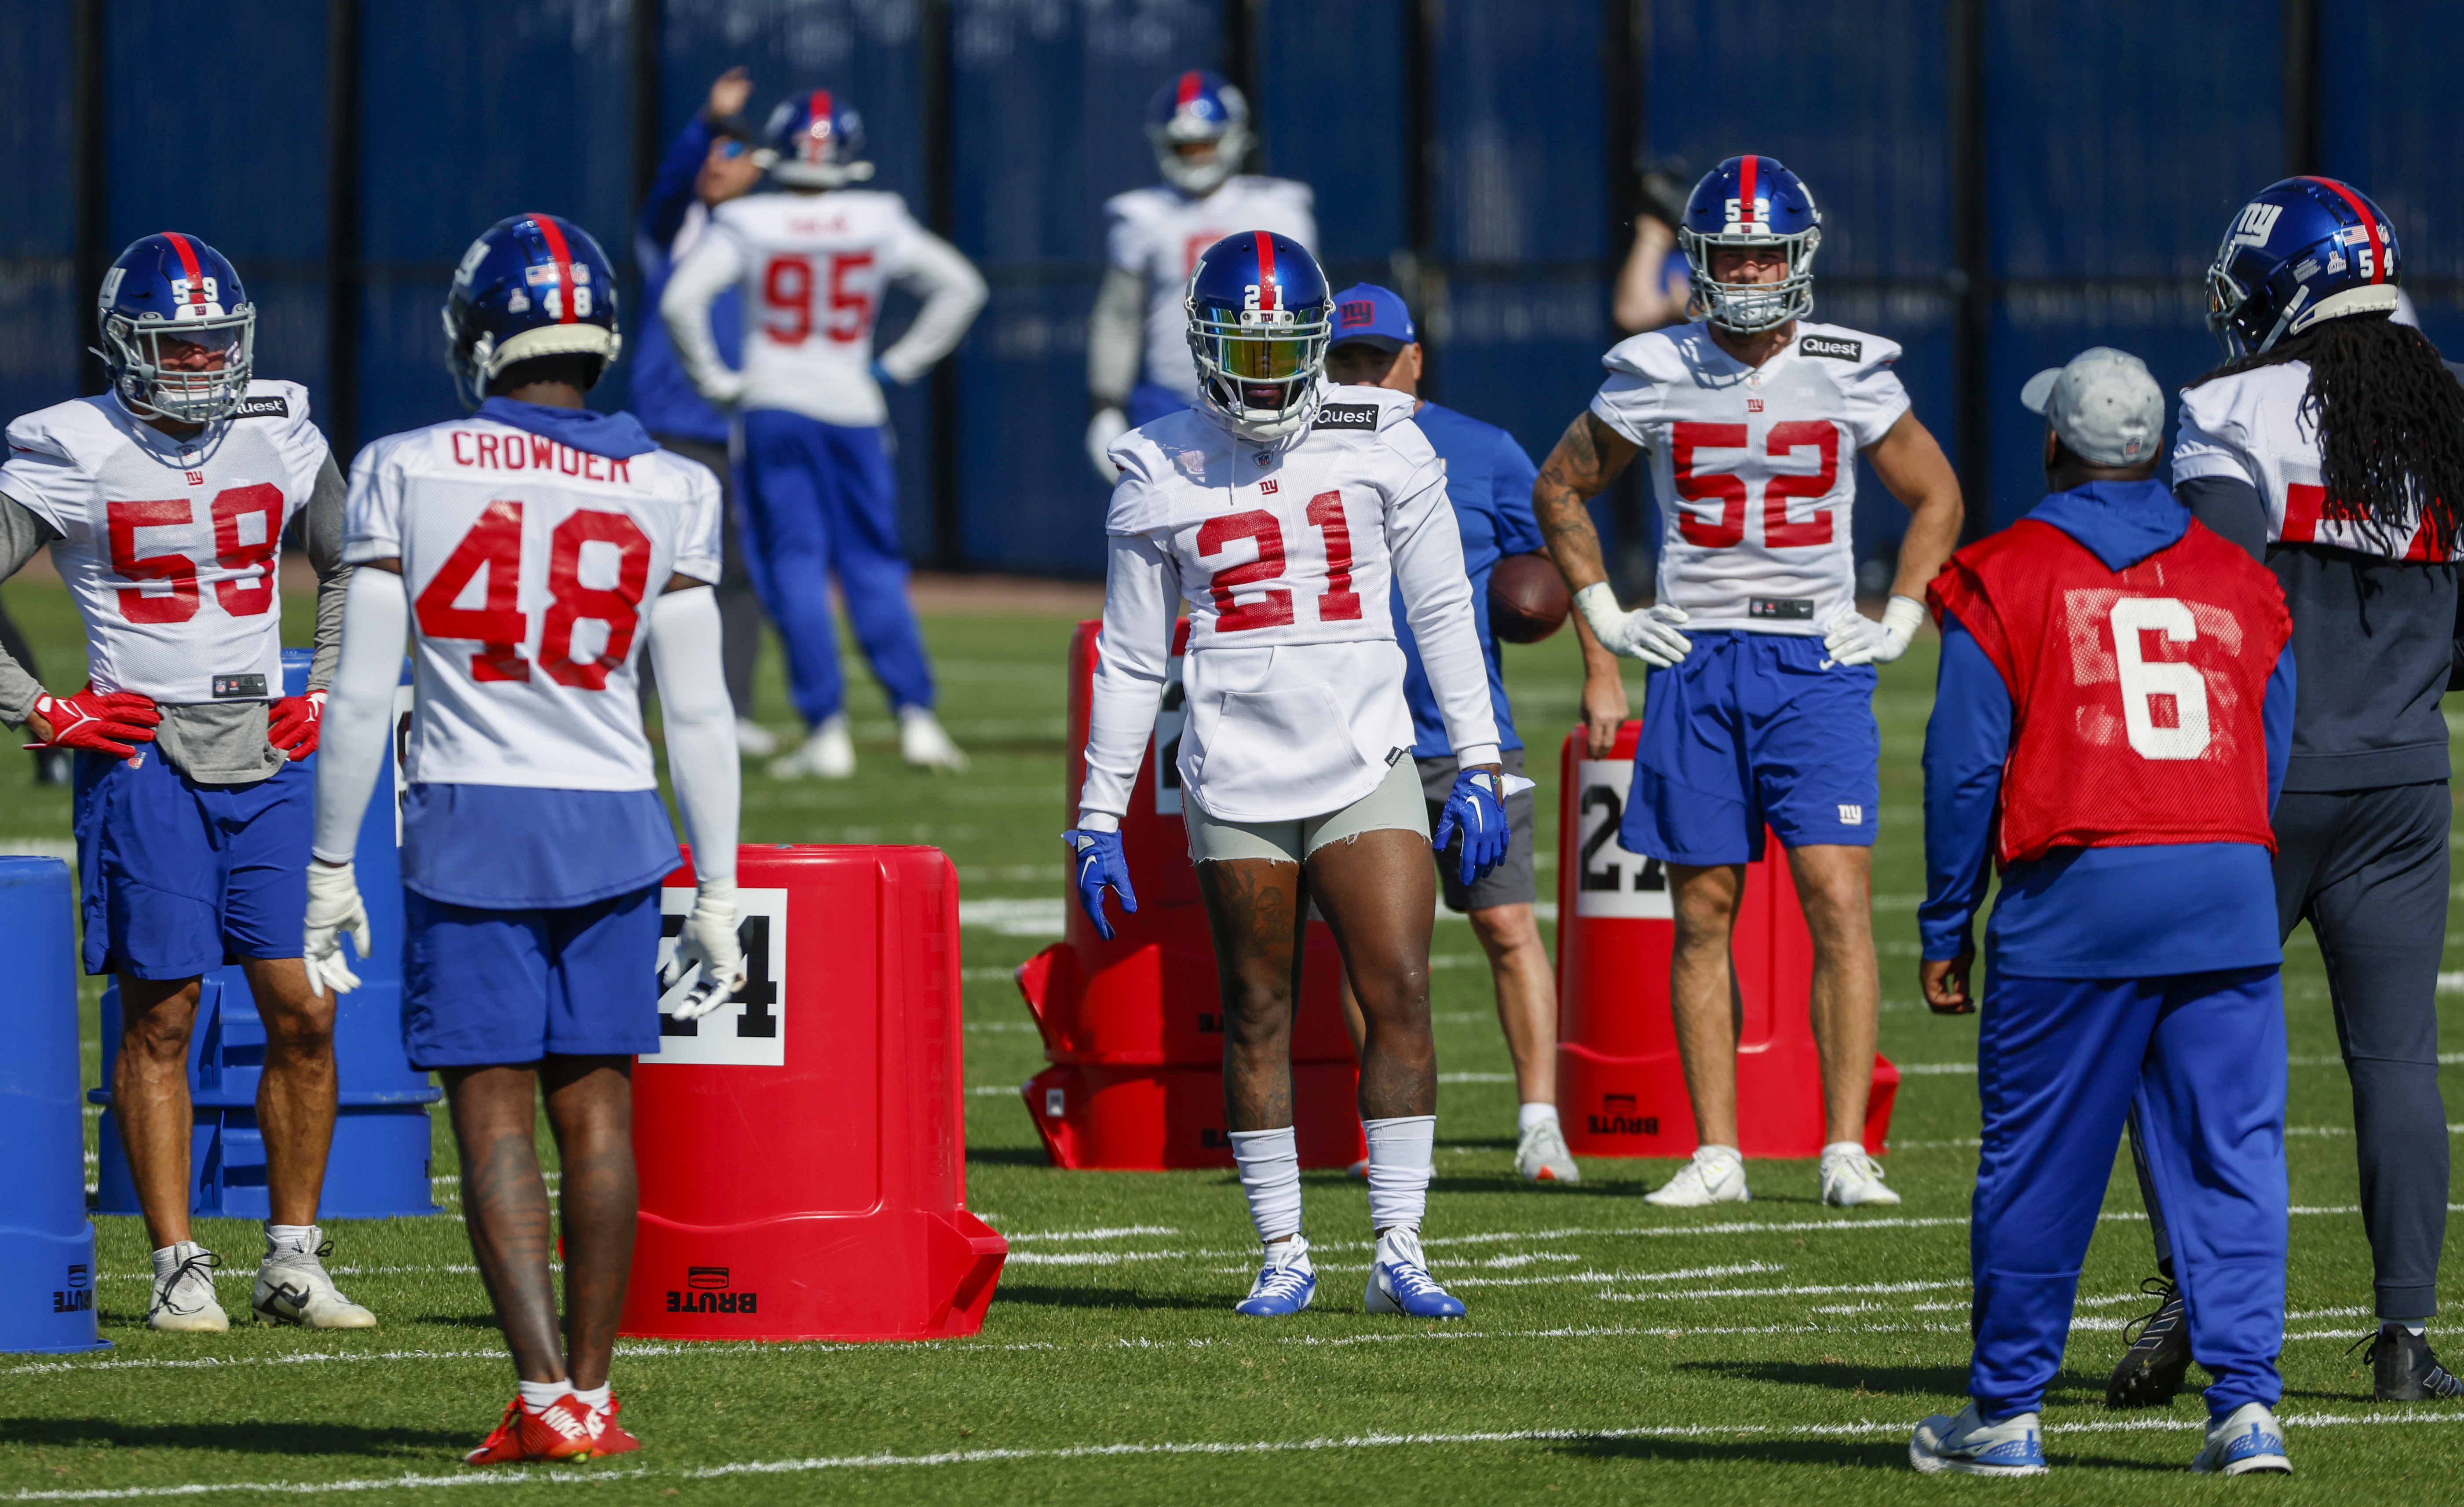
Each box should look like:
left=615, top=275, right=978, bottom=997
left=2358, top=1324, right=2464, bottom=1401
left=2106, top=1277, right=2192, bottom=1408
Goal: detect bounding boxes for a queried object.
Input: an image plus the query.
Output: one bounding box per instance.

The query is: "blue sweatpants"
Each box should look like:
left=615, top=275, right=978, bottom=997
left=738, top=409, right=935, bottom=725
left=1970, top=966, right=2288, bottom=1420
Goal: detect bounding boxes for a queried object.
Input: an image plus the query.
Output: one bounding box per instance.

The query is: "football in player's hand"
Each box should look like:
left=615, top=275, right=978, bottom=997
left=1488, top=552, right=1571, bottom=643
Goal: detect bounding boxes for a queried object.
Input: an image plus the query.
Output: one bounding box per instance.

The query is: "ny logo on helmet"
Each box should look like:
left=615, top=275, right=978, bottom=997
left=2230, top=202, right=2284, bottom=249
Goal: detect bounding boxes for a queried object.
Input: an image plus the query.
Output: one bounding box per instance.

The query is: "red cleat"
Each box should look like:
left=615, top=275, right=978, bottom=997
left=464, top=1395, right=598, bottom=1465
left=587, top=1396, right=641, bottom=1456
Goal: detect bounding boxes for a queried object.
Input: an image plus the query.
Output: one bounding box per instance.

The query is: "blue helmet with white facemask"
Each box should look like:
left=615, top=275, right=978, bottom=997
left=442, top=212, right=622, bottom=410
left=1677, top=155, right=1823, bottom=335
left=1184, top=230, right=1332, bottom=441
left=97, top=233, right=256, bottom=424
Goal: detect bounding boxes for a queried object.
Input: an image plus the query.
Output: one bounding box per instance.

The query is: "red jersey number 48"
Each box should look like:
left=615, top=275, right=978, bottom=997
left=413, top=501, right=653, bottom=689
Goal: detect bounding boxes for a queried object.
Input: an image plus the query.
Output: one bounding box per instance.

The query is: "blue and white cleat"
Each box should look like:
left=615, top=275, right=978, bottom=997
left=2191, top=1402, right=2292, bottom=1476
left=1234, top=1236, right=1316, bottom=1317
left=1909, top=1402, right=2048, bottom=1476
left=1364, top=1229, right=1465, bottom=1319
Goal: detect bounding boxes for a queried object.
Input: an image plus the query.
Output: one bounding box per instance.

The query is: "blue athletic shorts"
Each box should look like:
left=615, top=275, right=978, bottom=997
left=74, top=750, right=311, bottom=979
left=1624, top=629, right=1880, bottom=866
left=401, top=885, right=663, bottom=1070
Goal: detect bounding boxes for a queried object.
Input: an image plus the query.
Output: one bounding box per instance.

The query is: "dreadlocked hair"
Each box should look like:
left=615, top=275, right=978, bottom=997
left=2189, top=312, right=2464, bottom=556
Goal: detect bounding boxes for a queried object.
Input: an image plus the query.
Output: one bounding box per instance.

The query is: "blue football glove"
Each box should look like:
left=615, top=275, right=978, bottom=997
left=1063, top=827, right=1137, bottom=941
left=1430, top=768, right=1534, bottom=887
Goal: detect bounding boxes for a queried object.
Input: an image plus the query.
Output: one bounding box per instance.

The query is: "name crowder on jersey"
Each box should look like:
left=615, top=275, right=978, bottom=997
left=446, top=428, right=642, bottom=484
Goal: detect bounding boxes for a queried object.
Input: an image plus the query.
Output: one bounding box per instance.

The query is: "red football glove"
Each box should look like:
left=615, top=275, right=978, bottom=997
left=267, top=690, right=327, bottom=761
left=25, top=687, right=161, bottom=757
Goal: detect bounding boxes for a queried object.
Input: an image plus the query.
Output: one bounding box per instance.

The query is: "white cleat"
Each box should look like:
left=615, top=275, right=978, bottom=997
left=734, top=717, right=781, bottom=757
left=899, top=707, right=969, bottom=772
left=253, top=1232, right=377, bottom=1329
left=2191, top=1402, right=2292, bottom=1475
left=1644, top=1144, right=1750, bottom=1207
left=769, top=715, right=855, bottom=779
left=1820, top=1142, right=1902, bottom=1207
left=1515, top=1119, right=1581, bottom=1184
left=1909, top=1402, right=2048, bottom=1475
left=147, top=1244, right=230, bottom=1333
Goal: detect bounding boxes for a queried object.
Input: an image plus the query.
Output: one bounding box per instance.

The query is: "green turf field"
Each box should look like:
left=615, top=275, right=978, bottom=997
left=0, top=576, right=2457, bottom=1503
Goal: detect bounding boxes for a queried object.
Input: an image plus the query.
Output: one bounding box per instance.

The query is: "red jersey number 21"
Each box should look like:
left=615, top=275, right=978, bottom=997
left=413, top=501, right=653, bottom=689
left=1198, top=492, right=1358, bottom=631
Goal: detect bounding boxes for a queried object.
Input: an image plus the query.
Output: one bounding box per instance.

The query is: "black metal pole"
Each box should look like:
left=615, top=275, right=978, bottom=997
left=72, top=0, right=107, bottom=397
left=324, top=0, right=362, bottom=461
left=2282, top=0, right=2318, bottom=176
left=1946, top=0, right=1990, bottom=541
left=632, top=0, right=664, bottom=205
left=1404, top=0, right=1438, bottom=400
left=921, top=0, right=963, bottom=571
left=1602, top=0, right=1647, bottom=596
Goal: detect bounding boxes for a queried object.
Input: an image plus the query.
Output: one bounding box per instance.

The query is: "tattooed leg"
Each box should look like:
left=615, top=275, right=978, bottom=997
left=1197, top=856, right=1310, bottom=1132
left=442, top=1064, right=566, bottom=1384
left=542, top=1055, right=636, bottom=1394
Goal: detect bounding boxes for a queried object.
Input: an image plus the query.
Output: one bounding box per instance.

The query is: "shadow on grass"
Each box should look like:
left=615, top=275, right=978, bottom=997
left=1676, top=1357, right=1972, bottom=1399
left=966, top=1146, right=1059, bottom=1167
left=991, top=1284, right=1230, bottom=1312
left=1557, top=1434, right=2182, bottom=1473
left=0, top=1417, right=463, bottom=1457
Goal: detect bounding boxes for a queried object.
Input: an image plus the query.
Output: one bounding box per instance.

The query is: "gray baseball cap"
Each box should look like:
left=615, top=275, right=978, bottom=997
left=2020, top=347, right=2164, bottom=468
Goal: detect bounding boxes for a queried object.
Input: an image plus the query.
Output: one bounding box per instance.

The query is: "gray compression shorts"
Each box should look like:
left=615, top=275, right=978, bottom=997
left=1184, top=756, right=1430, bottom=865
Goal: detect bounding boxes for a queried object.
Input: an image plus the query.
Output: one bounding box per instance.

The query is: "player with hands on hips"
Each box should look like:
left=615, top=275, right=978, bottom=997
left=1534, top=156, right=1964, bottom=1210
left=0, top=231, right=370, bottom=1336
left=1075, top=230, right=1523, bottom=1322
left=1085, top=69, right=1316, bottom=480
left=662, top=88, right=984, bottom=780
left=309, top=212, right=742, bottom=1463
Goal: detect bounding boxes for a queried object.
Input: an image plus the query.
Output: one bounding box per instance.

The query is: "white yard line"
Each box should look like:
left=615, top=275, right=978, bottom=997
left=11, top=1410, right=2463, bottom=1500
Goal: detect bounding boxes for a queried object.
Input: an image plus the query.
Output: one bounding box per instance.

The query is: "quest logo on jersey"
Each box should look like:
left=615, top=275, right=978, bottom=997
left=232, top=395, right=290, bottom=420
left=1798, top=335, right=1862, bottom=362
left=1312, top=403, right=1378, bottom=432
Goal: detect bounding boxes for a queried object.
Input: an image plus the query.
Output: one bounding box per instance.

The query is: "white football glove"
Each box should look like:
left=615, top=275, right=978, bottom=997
left=302, top=861, right=370, bottom=997
left=698, top=369, right=751, bottom=410
left=1823, top=595, right=1927, bottom=667
left=1575, top=582, right=1693, bottom=669
left=660, top=882, right=746, bottom=1022
left=1085, top=406, right=1129, bottom=484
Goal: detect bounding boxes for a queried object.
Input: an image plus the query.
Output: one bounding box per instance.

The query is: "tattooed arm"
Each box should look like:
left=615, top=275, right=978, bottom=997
left=1530, top=410, right=1643, bottom=594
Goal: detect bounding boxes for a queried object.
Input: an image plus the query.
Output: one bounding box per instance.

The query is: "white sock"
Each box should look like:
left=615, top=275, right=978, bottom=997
left=1518, top=1102, right=1558, bottom=1134
left=1227, top=1126, right=1303, bottom=1245
left=1266, top=1233, right=1314, bottom=1273
left=1820, top=1141, right=1868, bottom=1161
left=1376, top=1225, right=1428, bottom=1270
left=2392, top=1318, right=2430, bottom=1336
left=571, top=1383, right=611, bottom=1411
left=152, top=1241, right=205, bottom=1279
left=1364, top=1114, right=1437, bottom=1234
left=516, top=1379, right=570, bottom=1411
left=1696, top=1142, right=1742, bottom=1164
left=265, top=1223, right=319, bottom=1258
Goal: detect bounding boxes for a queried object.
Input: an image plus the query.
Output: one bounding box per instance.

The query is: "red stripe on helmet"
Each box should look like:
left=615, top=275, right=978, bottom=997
left=810, top=89, right=832, bottom=130
left=1736, top=156, right=1758, bottom=227
left=162, top=233, right=205, bottom=304
left=1177, top=70, right=1203, bottom=107
left=2305, top=176, right=2387, bottom=284
left=1254, top=231, right=1278, bottom=309
left=530, top=214, right=578, bottom=325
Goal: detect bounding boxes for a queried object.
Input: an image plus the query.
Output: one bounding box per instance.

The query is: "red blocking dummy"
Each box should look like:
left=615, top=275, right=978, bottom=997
left=1014, top=620, right=1364, bottom=1169
left=1554, top=722, right=1897, bottom=1158
left=623, top=845, right=1005, bottom=1341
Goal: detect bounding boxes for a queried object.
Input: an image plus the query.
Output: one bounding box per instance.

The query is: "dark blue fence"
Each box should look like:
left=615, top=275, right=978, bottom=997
left=4, top=0, right=2457, bottom=577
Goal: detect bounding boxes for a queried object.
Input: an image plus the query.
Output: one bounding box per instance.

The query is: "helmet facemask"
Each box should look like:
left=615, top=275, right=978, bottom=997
left=1186, top=295, right=1329, bottom=440
left=102, top=305, right=256, bottom=424
left=1678, top=225, right=1821, bottom=335
left=2206, top=234, right=2400, bottom=358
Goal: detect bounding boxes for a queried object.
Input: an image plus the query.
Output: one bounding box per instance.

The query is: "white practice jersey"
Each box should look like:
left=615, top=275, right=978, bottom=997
left=662, top=189, right=986, bottom=427
left=1107, top=176, right=1316, bottom=400
left=1082, top=384, right=1499, bottom=825
left=1590, top=321, right=1909, bottom=633
left=2175, top=359, right=2460, bottom=561
left=0, top=382, right=326, bottom=702
left=344, top=417, right=722, bottom=792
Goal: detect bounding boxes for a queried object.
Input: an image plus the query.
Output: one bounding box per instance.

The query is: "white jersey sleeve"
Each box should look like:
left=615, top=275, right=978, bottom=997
left=2172, top=376, right=2264, bottom=488
left=1379, top=415, right=1500, bottom=768
left=2171, top=360, right=2434, bottom=559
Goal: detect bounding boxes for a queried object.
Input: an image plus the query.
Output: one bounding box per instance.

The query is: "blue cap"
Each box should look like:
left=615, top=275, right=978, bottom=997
left=1331, top=283, right=1415, bottom=351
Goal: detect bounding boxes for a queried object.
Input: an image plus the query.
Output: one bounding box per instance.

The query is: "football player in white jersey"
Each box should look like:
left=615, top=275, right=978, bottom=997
left=1528, top=157, right=1964, bottom=1209
left=1083, top=69, right=1316, bottom=479
left=1071, top=231, right=1516, bottom=1320
left=662, top=89, right=986, bottom=781
left=0, top=233, right=373, bottom=1335
left=306, top=213, right=745, bottom=1464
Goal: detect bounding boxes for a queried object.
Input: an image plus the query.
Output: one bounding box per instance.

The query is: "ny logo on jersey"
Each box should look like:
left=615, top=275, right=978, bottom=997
left=2230, top=202, right=2285, bottom=249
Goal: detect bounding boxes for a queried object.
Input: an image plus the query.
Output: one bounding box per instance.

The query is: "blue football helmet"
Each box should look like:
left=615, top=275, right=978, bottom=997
left=1677, top=155, right=1823, bottom=334
left=760, top=88, right=874, bottom=189
left=1184, top=230, right=1331, bottom=440
left=97, top=233, right=256, bottom=424
left=1148, top=69, right=1250, bottom=196
left=2206, top=176, right=2402, bottom=357
left=442, top=212, right=621, bottom=410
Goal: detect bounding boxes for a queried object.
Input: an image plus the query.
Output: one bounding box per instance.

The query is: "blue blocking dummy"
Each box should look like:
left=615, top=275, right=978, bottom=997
left=0, top=856, right=108, bottom=1353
